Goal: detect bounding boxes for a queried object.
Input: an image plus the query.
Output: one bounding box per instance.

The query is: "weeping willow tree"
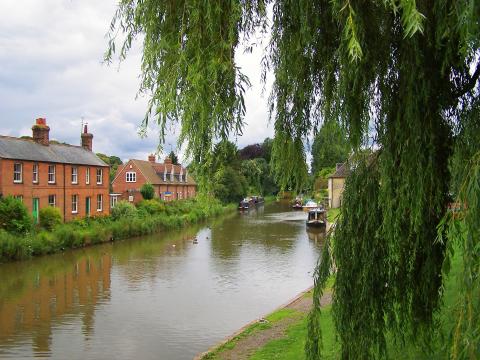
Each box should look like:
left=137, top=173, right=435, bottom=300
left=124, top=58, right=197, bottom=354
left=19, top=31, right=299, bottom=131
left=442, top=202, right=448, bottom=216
left=106, top=0, right=479, bottom=358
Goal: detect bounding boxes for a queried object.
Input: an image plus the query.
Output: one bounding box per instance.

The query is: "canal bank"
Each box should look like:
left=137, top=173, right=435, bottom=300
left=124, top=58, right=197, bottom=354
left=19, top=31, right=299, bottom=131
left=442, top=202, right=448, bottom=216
left=0, top=196, right=235, bottom=263
left=0, top=201, right=323, bottom=359
left=196, top=286, right=333, bottom=360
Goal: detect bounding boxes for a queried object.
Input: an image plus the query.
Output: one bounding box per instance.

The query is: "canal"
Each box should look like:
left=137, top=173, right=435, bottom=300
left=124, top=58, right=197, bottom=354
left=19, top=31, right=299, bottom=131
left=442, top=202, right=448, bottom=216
left=0, top=201, right=324, bottom=359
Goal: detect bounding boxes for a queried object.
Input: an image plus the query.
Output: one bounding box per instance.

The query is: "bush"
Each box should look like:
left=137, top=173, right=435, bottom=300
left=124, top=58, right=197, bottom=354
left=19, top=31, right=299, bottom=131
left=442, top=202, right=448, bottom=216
left=39, top=206, right=62, bottom=231
left=0, top=196, right=33, bottom=234
left=140, top=183, right=155, bottom=200
left=137, top=199, right=165, bottom=215
left=111, top=200, right=138, bottom=220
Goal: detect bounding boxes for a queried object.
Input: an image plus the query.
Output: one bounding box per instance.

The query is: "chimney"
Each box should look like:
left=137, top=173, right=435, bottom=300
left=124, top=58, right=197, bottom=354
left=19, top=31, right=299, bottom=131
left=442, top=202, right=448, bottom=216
left=81, top=124, right=93, bottom=151
left=148, top=154, right=156, bottom=163
left=164, top=157, right=172, bottom=165
left=32, top=118, right=50, bottom=146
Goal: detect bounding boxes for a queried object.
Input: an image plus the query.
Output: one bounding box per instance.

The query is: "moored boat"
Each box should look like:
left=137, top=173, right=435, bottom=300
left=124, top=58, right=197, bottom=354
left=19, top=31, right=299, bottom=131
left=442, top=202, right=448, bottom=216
left=306, top=208, right=327, bottom=228
left=292, top=197, right=303, bottom=210
left=238, top=198, right=251, bottom=210
left=302, top=200, right=318, bottom=211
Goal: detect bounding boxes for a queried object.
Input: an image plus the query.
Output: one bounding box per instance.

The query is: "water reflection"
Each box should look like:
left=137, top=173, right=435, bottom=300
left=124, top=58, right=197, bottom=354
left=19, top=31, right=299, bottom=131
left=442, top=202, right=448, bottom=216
left=0, top=251, right=111, bottom=358
left=0, top=202, right=322, bottom=360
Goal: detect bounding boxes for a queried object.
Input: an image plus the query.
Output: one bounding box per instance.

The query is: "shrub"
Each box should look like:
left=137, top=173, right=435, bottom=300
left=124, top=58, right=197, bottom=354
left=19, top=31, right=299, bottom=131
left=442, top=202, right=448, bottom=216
left=140, top=183, right=155, bottom=200
left=137, top=199, right=165, bottom=215
left=39, top=206, right=62, bottom=231
left=111, top=200, right=137, bottom=220
left=0, top=196, right=33, bottom=234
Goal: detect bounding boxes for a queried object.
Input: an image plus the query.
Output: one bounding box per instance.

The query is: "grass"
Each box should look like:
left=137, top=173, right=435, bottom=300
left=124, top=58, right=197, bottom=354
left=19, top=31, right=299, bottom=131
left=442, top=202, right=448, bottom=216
left=326, top=208, right=340, bottom=223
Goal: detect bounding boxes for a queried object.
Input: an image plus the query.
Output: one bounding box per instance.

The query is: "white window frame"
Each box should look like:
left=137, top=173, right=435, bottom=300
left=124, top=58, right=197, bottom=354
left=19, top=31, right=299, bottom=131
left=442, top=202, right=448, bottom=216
left=71, top=194, right=78, bottom=213
left=126, top=171, right=137, bottom=183
left=111, top=195, right=118, bottom=208
left=71, top=166, right=78, bottom=184
left=96, top=168, right=103, bottom=184
left=32, top=163, right=39, bottom=183
left=14, top=163, right=22, bottom=183
left=97, top=194, right=103, bottom=212
left=48, top=165, right=56, bottom=184
left=14, top=195, right=23, bottom=202
left=48, top=194, right=56, bottom=207
left=86, top=168, right=90, bottom=184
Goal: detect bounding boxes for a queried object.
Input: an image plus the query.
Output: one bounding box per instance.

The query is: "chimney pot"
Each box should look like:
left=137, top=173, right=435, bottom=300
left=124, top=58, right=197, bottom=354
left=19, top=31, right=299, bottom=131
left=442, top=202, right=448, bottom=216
left=164, top=157, right=172, bottom=165
left=148, top=154, right=156, bottom=163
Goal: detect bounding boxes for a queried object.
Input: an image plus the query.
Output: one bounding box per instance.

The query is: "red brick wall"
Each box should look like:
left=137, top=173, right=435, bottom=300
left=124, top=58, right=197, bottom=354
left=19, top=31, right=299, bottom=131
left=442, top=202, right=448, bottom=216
left=112, top=160, right=197, bottom=203
left=111, top=160, right=147, bottom=204
left=0, top=158, right=110, bottom=222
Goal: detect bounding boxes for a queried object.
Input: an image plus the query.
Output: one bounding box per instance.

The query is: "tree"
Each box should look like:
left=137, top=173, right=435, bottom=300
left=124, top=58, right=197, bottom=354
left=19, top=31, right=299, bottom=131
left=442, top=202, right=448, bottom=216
left=168, top=151, right=179, bottom=165
left=140, top=183, right=155, bottom=200
left=311, top=121, right=350, bottom=176
left=106, top=2, right=479, bottom=357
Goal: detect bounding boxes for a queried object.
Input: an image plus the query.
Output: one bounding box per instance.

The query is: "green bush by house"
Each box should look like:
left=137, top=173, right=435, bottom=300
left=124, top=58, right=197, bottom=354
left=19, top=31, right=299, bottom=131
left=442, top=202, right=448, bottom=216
left=39, top=206, right=62, bottom=231
left=0, top=196, right=33, bottom=234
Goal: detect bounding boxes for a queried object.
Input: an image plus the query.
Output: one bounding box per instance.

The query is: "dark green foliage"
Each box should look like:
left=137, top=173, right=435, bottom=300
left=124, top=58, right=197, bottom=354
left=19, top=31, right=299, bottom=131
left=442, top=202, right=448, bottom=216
left=213, top=166, right=248, bottom=204
left=168, top=151, right=179, bottom=165
left=39, top=207, right=62, bottom=231
left=140, top=183, right=155, bottom=200
left=311, top=121, right=350, bottom=176
left=0, top=196, right=33, bottom=234
left=111, top=200, right=137, bottom=220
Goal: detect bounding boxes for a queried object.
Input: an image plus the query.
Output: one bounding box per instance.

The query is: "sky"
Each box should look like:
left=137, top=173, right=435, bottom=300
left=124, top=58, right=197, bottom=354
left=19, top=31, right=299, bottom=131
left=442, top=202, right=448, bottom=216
left=0, top=0, right=274, bottom=163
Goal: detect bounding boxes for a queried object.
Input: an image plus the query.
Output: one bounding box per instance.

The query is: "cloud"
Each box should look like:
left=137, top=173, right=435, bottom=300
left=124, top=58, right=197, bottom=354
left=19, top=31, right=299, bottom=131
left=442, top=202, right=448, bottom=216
left=0, top=0, right=274, bottom=164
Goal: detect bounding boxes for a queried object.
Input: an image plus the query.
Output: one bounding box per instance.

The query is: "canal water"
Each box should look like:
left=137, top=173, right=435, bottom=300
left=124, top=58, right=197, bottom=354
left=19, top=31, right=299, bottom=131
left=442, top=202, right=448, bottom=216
left=0, top=202, right=325, bottom=359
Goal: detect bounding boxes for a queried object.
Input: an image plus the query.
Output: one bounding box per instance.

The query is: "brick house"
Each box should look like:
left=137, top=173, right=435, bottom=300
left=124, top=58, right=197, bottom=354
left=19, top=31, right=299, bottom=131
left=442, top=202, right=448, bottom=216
left=0, top=118, right=110, bottom=222
left=112, top=155, right=196, bottom=203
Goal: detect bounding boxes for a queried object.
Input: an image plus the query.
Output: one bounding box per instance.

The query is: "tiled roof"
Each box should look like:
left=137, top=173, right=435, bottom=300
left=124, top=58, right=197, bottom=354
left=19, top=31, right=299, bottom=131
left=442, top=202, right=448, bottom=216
left=131, top=159, right=196, bottom=185
left=329, top=162, right=350, bottom=178
left=0, top=136, right=108, bottom=167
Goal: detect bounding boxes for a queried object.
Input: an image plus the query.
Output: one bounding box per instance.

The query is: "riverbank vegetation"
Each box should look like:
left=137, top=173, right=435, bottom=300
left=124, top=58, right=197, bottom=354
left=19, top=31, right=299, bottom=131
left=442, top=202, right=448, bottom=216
left=0, top=195, right=232, bottom=263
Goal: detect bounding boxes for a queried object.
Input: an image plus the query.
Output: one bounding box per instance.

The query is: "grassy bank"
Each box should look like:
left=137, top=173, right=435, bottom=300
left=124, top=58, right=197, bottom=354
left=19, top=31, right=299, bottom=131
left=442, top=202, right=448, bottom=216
left=200, top=248, right=464, bottom=359
left=0, top=196, right=235, bottom=263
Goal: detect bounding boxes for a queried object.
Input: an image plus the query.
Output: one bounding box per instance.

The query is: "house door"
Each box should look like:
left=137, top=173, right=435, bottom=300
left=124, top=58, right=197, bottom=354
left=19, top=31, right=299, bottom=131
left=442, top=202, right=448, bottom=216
left=86, top=197, right=91, bottom=216
left=32, top=198, right=39, bottom=224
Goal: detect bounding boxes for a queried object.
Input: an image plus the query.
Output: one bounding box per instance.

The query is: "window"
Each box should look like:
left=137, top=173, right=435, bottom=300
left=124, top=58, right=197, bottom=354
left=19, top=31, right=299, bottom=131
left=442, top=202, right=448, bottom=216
left=86, top=168, right=90, bottom=184
left=33, top=163, right=39, bottom=183
left=111, top=195, right=118, bottom=208
left=71, top=166, right=78, bottom=184
left=13, top=163, right=22, bottom=183
left=71, top=195, right=78, bottom=213
left=126, top=172, right=136, bottom=182
left=48, top=165, right=56, bottom=184
left=96, top=168, right=103, bottom=184
left=14, top=195, right=23, bottom=202
left=128, top=195, right=134, bottom=202
left=48, top=195, right=56, bottom=207
left=96, top=194, right=103, bottom=211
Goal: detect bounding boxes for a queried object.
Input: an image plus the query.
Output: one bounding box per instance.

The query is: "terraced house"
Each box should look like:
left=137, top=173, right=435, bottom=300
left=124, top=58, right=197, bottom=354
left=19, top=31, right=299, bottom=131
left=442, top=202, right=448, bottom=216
left=0, top=118, right=110, bottom=222
left=112, top=155, right=196, bottom=203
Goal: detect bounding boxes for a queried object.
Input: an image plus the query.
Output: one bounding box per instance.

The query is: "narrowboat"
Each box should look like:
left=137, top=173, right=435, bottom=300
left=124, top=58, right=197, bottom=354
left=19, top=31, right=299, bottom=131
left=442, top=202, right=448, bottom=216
left=306, top=208, right=327, bottom=228
left=292, top=197, right=303, bottom=210
left=238, top=198, right=251, bottom=210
